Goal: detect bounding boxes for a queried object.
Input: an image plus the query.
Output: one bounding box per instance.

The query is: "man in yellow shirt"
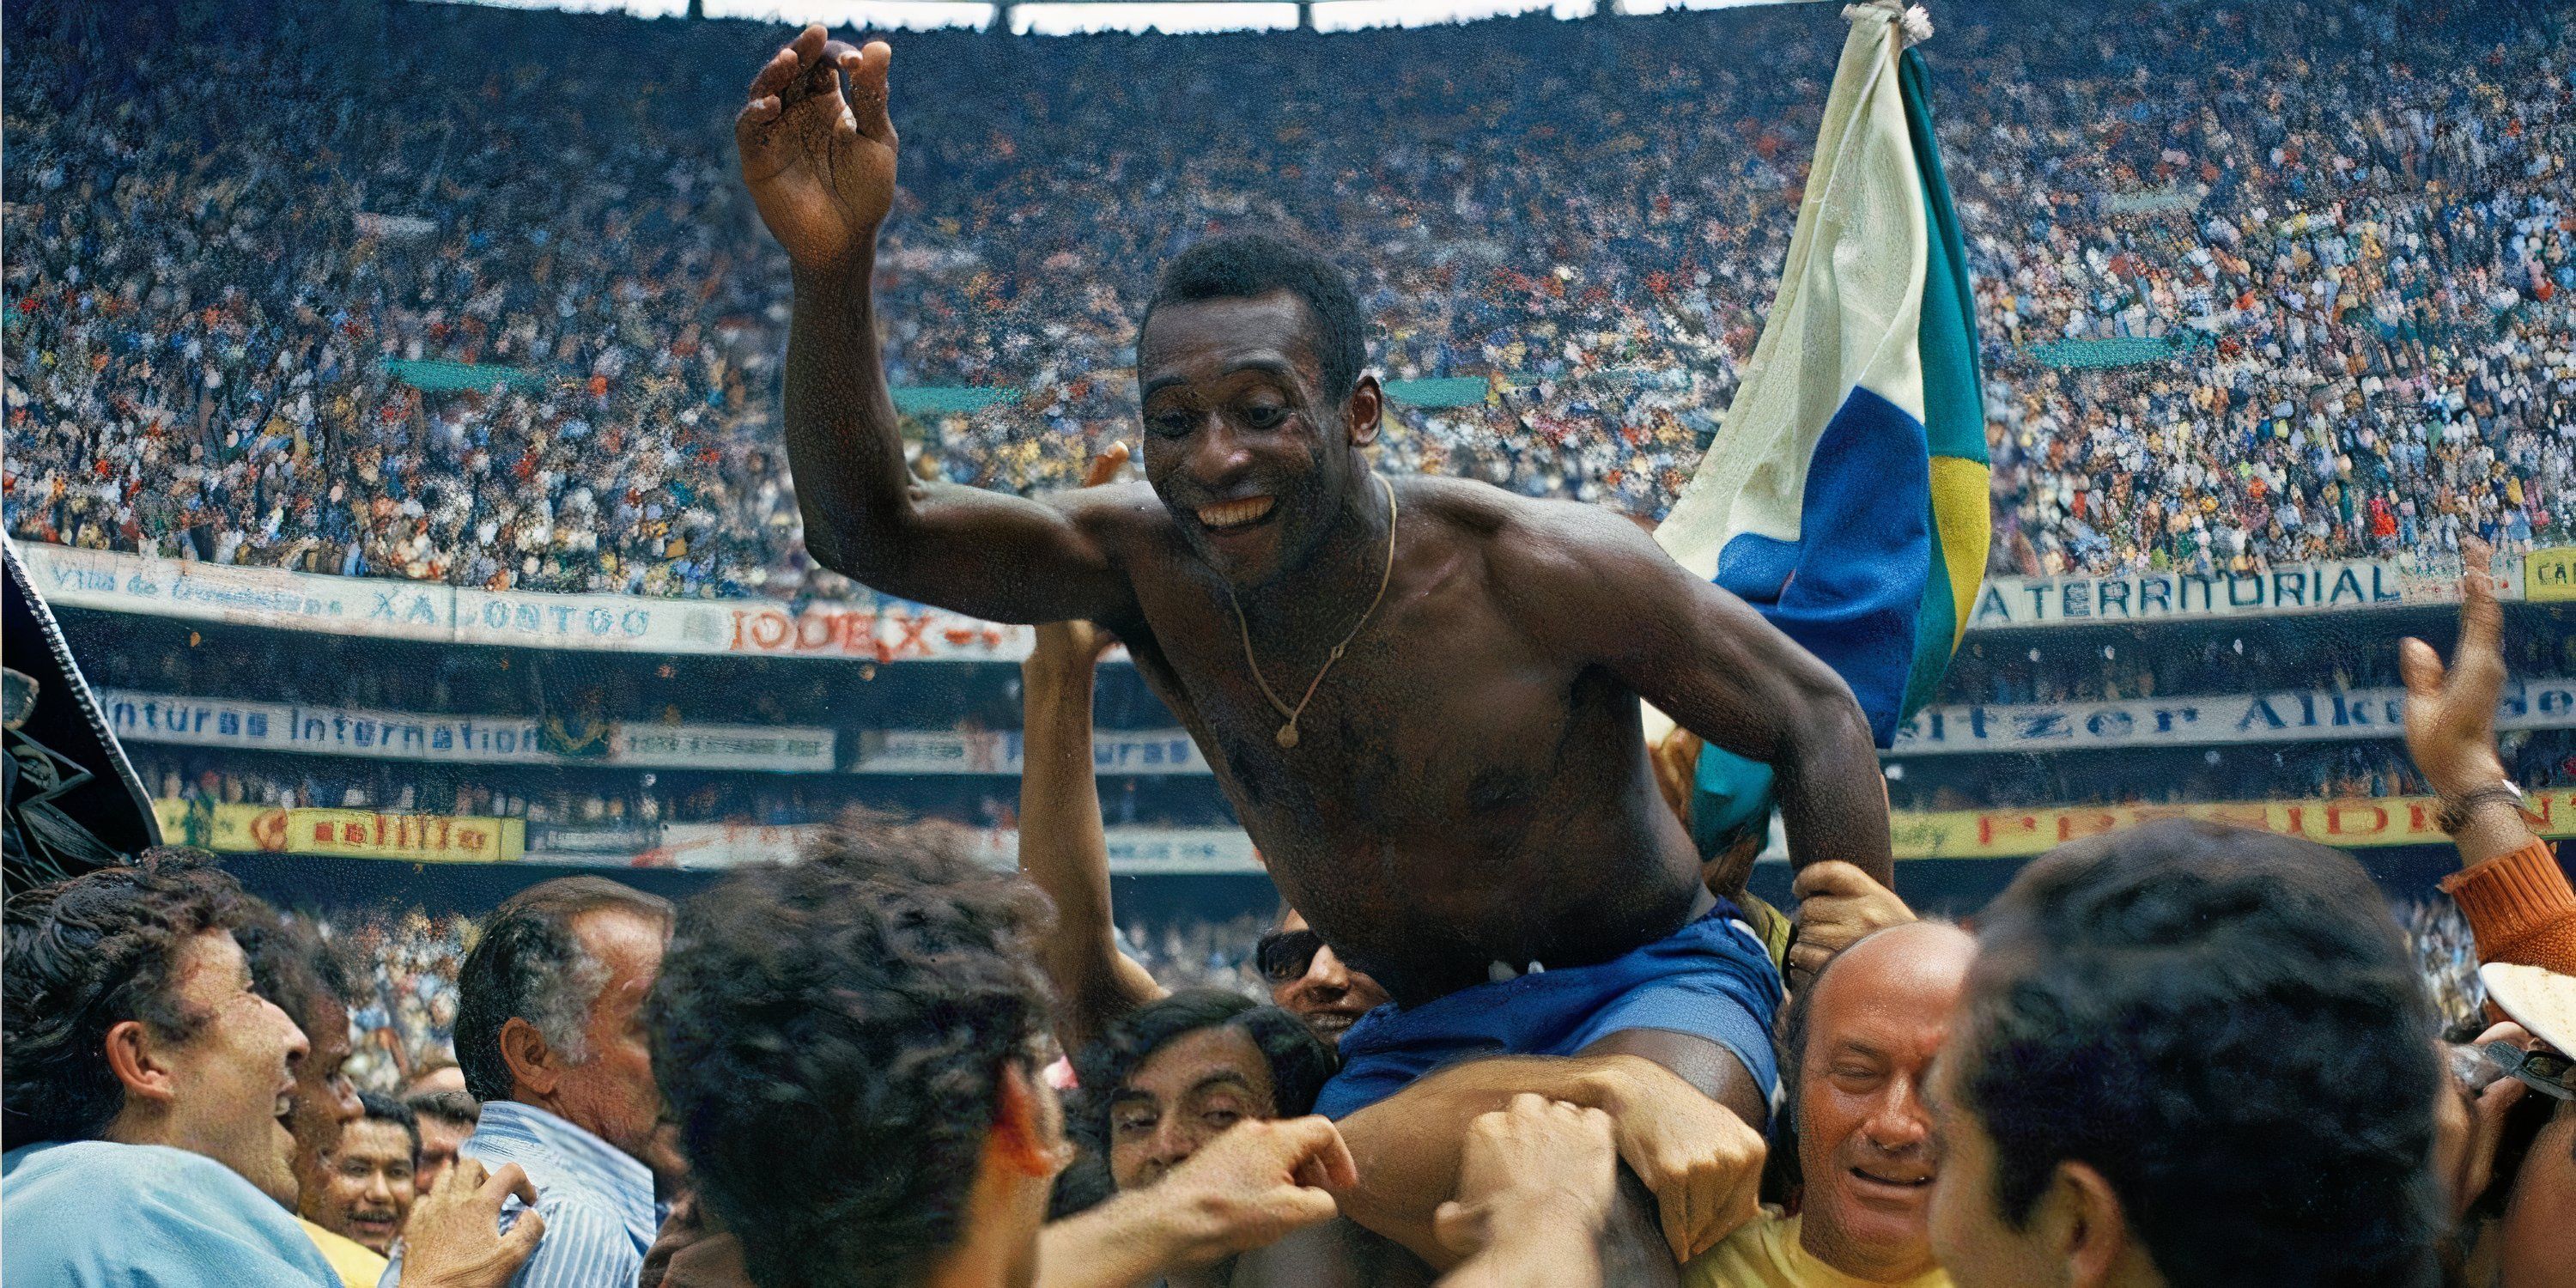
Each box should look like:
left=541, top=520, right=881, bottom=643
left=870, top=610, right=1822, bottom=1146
left=1689, top=920, right=1971, bottom=1288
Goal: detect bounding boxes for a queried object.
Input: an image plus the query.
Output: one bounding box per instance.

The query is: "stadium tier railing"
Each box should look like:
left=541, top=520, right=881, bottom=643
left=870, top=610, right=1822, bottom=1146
left=15, top=542, right=2549, bottom=662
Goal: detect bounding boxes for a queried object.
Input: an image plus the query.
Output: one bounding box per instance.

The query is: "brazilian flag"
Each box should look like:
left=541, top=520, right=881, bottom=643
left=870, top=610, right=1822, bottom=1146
left=1649, top=1, right=1991, bottom=854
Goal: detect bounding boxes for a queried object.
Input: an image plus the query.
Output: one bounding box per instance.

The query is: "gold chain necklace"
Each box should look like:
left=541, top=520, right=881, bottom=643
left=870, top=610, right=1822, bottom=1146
left=1224, top=473, right=1399, bottom=750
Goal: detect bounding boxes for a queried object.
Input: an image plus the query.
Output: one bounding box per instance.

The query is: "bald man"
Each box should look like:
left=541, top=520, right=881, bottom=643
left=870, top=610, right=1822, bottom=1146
left=1689, top=920, right=1973, bottom=1287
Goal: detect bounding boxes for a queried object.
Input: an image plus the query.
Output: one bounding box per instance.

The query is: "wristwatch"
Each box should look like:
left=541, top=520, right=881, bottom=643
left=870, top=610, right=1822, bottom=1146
left=2435, top=780, right=2529, bottom=835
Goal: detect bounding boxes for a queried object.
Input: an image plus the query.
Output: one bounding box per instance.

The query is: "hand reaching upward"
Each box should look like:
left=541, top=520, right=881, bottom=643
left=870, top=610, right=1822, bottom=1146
left=2399, top=535, right=2509, bottom=799
left=737, top=25, right=897, bottom=273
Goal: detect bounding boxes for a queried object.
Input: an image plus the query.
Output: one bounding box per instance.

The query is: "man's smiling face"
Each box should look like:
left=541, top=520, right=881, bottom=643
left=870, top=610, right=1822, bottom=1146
left=1135, top=290, right=1377, bottom=589
left=1795, top=921, right=1977, bottom=1283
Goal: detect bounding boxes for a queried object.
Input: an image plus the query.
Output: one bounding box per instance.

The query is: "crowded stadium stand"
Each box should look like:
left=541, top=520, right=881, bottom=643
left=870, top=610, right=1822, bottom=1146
left=6, top=0, right=2574, bottom=1088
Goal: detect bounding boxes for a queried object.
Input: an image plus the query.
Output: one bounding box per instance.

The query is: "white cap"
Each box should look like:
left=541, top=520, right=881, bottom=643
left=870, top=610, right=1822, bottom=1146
left=2479, top=961, right=2576, bottom=1058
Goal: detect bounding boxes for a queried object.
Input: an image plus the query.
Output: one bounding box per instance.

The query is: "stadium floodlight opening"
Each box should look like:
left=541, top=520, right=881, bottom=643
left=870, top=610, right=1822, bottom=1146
left=1012, top=3, right=1303, bottom=34
left=702, top=0, right=999, bottom=29
left=1310, top=0, right=1589, bottom=32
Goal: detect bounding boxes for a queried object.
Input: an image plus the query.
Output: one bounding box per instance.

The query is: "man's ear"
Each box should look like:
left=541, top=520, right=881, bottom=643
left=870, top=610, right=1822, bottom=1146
left=2048, top=1160, right=2139, bottom=1288
left=497, top=1016, right=559, bottom=1097
left=102, top=1018, right=179, bottom=1107
left=1346, top=374, right=1384, bottom=448
left=987, top=1062, right=1072, bottom=1181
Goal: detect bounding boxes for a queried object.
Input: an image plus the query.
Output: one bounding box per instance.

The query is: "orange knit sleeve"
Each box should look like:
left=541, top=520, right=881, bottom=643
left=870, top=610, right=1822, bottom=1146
left=2439, top=838, right=2576, bottom=977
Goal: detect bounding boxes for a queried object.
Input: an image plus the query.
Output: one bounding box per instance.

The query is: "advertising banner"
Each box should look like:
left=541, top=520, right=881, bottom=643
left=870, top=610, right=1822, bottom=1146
left=1893, top=678, right=2576, bottom=755
left=852, top=728, right=1206, bottom=775
left=1889, top=789, right=2576, bottom=860
left=154, top=800, right=525, bottom=862
left=2525, top=547, right=2576, bottom=603
left=19, top=545, right=1034, bottom=661
left=1969, top=556, right=2503, bottom=629
left=26, top=545, right=2510, bottom=662
left=641, top=823, right=1260, bottom=873
left=100, top=690, right=835, bottom=772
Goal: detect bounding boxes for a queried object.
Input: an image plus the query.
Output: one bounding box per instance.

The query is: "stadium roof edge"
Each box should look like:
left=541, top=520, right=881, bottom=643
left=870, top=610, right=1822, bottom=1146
left=442, top=0, right=1835, bottom=39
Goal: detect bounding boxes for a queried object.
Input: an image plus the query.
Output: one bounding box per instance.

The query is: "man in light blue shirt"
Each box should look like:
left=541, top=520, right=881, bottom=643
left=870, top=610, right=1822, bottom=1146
left=388, top=877, right=680, bottom=1288
left=3, top=856, right=537, bottom=1288
left=3, top=854, right=343, bottom=1288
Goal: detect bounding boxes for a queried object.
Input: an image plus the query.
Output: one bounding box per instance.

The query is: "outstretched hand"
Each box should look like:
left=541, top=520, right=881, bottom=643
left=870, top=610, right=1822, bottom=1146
left=1788, top=860, right=1915, bottom=993
left=737, top=26, right=898, bottom=272
left=2399, top=536, right=2508, bottom=799
left=1157, top=1116, right=1361, bottom=1267
left=1434, top=1096, right=1619, bottom=1261
left=397, top=1157, right=545, bottom=1288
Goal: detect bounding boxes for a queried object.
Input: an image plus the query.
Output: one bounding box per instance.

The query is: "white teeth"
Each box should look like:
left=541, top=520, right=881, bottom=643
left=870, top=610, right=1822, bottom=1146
left=1196, top=497, right=1274, bottom=529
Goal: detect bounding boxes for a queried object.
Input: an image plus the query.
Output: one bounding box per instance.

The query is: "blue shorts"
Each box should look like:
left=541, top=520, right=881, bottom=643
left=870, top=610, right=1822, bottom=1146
left=1312, top=901, right=1784, bottom=1124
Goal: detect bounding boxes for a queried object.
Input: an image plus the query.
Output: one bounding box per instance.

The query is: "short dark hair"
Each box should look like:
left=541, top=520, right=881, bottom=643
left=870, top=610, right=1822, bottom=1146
left=648, top=820, right=1055, bottom=1288
left=404, top=1088, right=479, bottom=1130
left=357, top=1091, right=422, bottom=1164
left=3, top=853, right=259, bottom=1147
left=1956, top=820, right=2445, bottom=1288
left=1140, top=232, right=1368, bottom=401
left=454, top=877, right=672, bottom=1103
left=1056, top=988, right=1339, bottom=1214
left=238, top=911, right=358, bottom=1037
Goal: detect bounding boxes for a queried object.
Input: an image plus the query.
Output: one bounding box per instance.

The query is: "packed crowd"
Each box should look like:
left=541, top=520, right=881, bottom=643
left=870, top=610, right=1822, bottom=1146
left=8, top=0, right=2573, bottom=601
left=7, top=630, right=2573, bottom=1288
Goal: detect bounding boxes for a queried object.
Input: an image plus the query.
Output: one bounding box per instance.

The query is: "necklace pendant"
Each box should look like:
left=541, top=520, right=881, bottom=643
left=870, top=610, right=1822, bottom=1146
left=1276, top=723, right=1300, bottom=750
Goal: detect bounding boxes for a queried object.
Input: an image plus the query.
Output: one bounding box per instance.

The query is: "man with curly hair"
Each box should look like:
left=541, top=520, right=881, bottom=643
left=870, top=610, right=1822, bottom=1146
left=648, top=822, right=1359, bottom=1288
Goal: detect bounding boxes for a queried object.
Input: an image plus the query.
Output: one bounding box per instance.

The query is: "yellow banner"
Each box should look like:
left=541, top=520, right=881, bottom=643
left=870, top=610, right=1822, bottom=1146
left=2526, top=548, right=2576, bottom=602
left=154, top=800, right=525, bottom=863
left=1892, top=790, right=2576, bottom=860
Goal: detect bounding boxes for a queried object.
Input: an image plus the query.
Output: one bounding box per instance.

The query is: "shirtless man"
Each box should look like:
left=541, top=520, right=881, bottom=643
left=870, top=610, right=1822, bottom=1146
left=738, top=27, right=1893, bottom=1270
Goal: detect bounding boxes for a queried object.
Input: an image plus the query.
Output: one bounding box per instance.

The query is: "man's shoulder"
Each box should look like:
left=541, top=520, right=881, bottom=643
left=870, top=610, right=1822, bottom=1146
left=1425, top=479, right=1669, bottom=622
left=1057, top=478, right=1173, bottom=546
left=1, top=1141, right=337, bottom=1286
left=1417, top=478, right=1655, bottom=559
left=5, top=1139, right=256, bottom=1200
left=1681, top=1210, right=1798, bottom=1287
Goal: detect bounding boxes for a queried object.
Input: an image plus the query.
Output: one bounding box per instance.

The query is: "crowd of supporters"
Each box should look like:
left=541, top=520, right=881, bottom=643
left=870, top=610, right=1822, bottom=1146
left=7, top=0, right=2573, bottom=601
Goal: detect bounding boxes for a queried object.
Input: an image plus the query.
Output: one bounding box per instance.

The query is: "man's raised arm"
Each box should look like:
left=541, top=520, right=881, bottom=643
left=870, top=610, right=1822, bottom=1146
left=740, top=27, right=1136, bottom=623
left=1502, top=504, right=1894, bottom=884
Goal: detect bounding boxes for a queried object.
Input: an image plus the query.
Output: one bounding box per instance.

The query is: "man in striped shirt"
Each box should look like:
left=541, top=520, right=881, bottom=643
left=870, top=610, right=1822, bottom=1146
left=395, top=878, right=682, bottom=1288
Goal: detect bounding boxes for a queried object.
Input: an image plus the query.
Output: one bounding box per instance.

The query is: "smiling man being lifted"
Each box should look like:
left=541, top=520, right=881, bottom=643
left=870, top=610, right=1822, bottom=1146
left=738, top=27, right=1894, bottom=1273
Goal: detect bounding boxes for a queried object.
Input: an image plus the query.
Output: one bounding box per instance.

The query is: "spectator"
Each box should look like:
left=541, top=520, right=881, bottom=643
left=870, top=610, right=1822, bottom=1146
left=238, top=912, right=379, bottom=1288
left=434, top=877, right=680, bottom=1288
left=0, top=854, right=539, bottom=1287
left=647, top=817, right=1359, bottom=1288
left=2396, top=535, right=2576, bottom=1287
left=405, top=1060, right=471, bottom=1102
left=8, top=1, right=2570, bottom=592
left=309, top=1094, right=422, bottom=1260
left=1687, top=920, right=1972, bottom=1288
left=1926, top=819, right=2445, bottom=1288
left=1051, top=989, right=1336, bottom=1216
left=405, top=1090, right=480, bottom=1196
left=1251, top=912, right=1394, bottom=1048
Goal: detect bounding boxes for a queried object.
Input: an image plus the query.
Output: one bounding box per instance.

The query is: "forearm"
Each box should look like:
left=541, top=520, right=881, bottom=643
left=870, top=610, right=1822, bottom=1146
left=1020, top=659, right=1162, bottom=1054
left=1769, top=691, right=1894, bottom=885
left=1036, top=1188, right=1200, bottom=1288
left=2451, top=794, right=2539, bottom=869
left=1335, top=1057, right=1643, bottom=1264
left=1439, top=1224, right=1603, bottom=1288
left=781, top=257, right=914, bottom=585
